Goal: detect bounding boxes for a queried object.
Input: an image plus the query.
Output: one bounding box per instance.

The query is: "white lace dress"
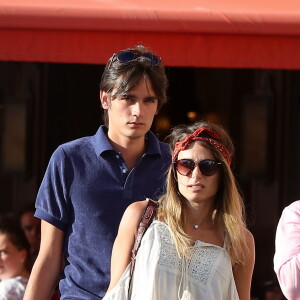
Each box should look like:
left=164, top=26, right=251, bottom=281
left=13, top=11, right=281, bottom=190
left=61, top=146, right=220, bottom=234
left=104, top=220, right=239, bottom=300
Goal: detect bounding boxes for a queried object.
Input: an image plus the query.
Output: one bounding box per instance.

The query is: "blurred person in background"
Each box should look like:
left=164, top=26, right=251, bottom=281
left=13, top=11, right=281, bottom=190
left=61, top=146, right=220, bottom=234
left=0, top=214, right=30, bottom=299
left=274, top=200, right=300, bottom=300
left=19, top=203, right=41, bottom=270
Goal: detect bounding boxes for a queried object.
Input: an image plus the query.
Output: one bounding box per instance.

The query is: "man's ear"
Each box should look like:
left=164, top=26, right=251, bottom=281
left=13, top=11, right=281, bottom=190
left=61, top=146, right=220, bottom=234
left=100, top=90, right=110, bottom=109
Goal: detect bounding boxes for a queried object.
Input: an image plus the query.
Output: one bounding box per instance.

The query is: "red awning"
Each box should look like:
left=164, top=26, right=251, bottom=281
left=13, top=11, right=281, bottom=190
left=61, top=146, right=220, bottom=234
left=1, top=0, right=300, bottom=69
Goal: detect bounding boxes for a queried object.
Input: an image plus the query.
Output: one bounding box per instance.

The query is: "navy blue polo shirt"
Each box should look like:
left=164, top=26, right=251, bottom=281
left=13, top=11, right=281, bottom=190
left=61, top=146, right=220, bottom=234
left=35, top=126, right=171, bottom=299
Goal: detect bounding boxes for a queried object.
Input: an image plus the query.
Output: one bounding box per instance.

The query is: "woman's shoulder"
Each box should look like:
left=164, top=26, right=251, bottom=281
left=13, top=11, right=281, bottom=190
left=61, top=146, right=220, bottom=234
left=126, top=199, right=151, bottom=216
left=243, top=228, right=255, bottom=246
left=242, top=227, right=255, bottom=265
left=120, top=199, right=158, bottom=231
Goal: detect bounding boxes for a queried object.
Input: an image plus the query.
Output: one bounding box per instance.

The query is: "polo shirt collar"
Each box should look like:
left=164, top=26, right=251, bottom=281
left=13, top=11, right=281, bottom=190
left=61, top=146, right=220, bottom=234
left=91, top=125, right=163, bottom=157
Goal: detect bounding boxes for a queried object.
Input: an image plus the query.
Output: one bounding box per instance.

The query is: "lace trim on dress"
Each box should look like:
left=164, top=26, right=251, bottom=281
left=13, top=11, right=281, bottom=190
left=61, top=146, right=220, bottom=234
left=157, top=221, right=222, bottom=286
left=188, top=246, right=221, bottom=285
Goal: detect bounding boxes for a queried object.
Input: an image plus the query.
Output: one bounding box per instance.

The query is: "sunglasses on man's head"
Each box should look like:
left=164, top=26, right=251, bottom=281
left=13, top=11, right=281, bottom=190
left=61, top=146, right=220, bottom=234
left=110, top=50, right=161, bottom=67
left=174, top=159, right=221, bottom=177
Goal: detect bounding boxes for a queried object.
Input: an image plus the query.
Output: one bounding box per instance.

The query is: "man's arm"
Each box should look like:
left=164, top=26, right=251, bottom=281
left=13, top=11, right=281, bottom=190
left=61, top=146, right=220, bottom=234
left=105, top=200, right=148, bottom=294
left=274, top=201, right=300, bottom=300
left=24, top=220, right=64, bottom=300
left=233, top=229, right=255, bottom=300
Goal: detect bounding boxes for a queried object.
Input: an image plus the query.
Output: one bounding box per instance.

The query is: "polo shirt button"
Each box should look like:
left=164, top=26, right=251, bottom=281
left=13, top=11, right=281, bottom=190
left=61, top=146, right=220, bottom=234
left=116, top=155, right=120, bottom=159
left=122, top=169, right=127, bottom=173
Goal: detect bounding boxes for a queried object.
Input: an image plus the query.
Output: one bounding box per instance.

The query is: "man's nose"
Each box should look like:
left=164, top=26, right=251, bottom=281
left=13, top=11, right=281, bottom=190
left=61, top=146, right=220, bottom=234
left=132, top=101, right=144, bottom=117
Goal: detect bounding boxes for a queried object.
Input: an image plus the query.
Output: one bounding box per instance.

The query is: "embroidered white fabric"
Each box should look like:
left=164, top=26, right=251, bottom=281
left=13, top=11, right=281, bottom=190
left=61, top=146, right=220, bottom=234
left=103, top=221, right=239, bottom=300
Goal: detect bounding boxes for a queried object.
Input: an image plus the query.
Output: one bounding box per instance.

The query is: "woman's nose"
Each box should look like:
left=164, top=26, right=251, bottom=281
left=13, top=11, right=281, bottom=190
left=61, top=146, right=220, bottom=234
left=191, top=164, right=203, bottom=178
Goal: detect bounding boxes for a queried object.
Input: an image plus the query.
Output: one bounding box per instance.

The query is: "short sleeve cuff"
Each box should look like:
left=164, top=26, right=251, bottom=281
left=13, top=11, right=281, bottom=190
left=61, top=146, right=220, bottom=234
left=35, top=208, right=68, bottom=232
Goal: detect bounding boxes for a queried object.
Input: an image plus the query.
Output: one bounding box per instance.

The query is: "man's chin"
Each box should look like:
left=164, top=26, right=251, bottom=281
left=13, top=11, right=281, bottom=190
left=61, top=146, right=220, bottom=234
left=126, top=129, right=149, bottom=140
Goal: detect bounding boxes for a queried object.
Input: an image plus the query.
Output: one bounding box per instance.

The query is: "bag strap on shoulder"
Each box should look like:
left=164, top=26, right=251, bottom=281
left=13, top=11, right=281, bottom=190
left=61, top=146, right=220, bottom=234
left=130, top=198, right=159, bottom=276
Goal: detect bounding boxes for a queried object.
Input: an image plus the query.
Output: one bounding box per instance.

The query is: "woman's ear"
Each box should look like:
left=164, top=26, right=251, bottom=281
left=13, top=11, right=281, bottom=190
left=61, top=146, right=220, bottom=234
left=100, top=91, right=110, bottom=109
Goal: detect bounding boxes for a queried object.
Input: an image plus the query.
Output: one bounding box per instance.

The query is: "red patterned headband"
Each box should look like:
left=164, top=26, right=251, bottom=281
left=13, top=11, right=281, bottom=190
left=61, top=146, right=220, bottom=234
left=172, top=127, right=231, bottom=165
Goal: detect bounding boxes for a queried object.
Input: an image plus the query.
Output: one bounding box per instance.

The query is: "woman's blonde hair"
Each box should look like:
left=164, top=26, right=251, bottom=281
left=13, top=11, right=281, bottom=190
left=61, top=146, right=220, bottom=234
left=158, top=121, right=248, bottom=265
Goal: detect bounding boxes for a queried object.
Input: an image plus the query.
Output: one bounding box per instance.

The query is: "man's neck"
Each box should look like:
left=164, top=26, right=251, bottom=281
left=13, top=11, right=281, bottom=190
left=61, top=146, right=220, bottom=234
left=108, top=135, right=146, bottom=171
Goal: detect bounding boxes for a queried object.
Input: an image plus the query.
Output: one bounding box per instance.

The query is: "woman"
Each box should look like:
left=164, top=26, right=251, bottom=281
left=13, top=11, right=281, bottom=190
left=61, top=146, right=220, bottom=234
left=0, top=214, right=30, bottom=300
left=104, top=121, right=255, bottom=300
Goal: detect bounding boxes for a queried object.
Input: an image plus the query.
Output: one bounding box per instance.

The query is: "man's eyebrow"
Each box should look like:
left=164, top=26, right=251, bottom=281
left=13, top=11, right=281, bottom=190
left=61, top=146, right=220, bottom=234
left=111, top=92, right=134, bottom=99
left=124, top=93, right=136, bottom=98
left=145, top=96, right=158, bottom=100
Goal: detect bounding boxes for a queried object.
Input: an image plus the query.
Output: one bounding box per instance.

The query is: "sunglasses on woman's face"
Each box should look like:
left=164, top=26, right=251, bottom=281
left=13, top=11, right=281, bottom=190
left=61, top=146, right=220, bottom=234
left=174, top=159, right=221, bottom=177
left=109, top=50, right=161, bottom=68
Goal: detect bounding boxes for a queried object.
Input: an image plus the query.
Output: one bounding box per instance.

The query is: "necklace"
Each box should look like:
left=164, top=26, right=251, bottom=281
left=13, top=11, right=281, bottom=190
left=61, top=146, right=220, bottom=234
left=193, top=224, right=199, bottom=229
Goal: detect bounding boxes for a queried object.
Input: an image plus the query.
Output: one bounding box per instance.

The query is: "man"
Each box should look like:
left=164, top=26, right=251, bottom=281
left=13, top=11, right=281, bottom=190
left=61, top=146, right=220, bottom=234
left=24, top=45, right=171, bottom=299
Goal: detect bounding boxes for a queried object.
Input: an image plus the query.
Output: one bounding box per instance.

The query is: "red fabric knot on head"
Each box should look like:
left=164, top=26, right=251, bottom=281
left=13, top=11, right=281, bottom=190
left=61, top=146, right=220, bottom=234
left=172, top=127, right=231, bottom=166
